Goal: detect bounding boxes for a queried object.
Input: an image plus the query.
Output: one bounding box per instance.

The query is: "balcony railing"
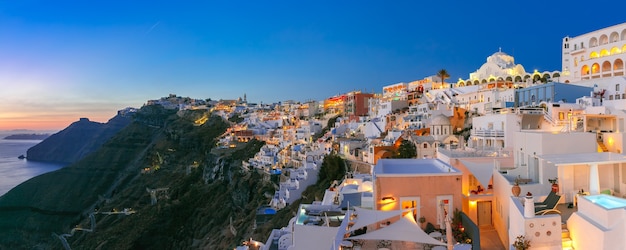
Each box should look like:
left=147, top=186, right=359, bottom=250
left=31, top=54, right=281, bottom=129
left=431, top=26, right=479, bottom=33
left=437, top=147, right=510, bottom=158
left=472, top=129, right=505, bottom=137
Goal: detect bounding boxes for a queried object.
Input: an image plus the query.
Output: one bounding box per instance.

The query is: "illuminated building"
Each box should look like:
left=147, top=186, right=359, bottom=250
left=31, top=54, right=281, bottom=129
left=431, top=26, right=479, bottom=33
left=344, top=91, right=374, bottom=121
left=373, top=159, right=462, bottom=229
left=323, top=94, right=347, bottom=114
left=382, top=82, right=408, bottom=101
left=561, top=22, right=626, bottom=82
left=457, top=50, right=561, bottom=88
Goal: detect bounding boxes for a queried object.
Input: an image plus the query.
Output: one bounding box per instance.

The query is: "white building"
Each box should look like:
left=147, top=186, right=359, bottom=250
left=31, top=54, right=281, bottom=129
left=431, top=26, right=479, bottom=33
left=561, top=22, right=626, bottom=82
left=469, top=110, right=519, bottom=150
left=469, top=50, right=527, bottom=82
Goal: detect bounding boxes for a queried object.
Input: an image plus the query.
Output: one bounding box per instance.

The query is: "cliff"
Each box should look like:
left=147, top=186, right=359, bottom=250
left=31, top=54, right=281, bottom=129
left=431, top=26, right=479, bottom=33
left=0, top=105, right=275, bottom=249
left=0, top=104, right=342, bottom=249
left=26, top=114, right=132, bottom=164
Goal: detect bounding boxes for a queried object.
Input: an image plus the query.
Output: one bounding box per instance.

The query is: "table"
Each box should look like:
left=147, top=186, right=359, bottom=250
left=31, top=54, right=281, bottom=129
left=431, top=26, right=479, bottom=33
left=429, top=231, right=443, bottom=241
left=454, top=244, right=472, bottom=250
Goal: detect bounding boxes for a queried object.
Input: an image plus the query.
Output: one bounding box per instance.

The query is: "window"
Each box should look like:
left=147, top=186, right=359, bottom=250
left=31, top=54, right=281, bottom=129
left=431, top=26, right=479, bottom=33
left=423, top=143, right=428, bottom=148
left=559, top=112, right=565, bottom=120
left=617, top=84, right=620, bottom=92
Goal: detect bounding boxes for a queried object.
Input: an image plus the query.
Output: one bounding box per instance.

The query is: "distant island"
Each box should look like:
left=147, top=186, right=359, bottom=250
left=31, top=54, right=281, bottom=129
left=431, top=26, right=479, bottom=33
left=3, top=133, right=51, bottom=140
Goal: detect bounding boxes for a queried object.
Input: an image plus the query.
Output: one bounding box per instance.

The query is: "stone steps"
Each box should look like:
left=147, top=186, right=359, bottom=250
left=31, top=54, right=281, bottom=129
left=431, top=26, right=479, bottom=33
left=562, top=224, right=574, bottom=249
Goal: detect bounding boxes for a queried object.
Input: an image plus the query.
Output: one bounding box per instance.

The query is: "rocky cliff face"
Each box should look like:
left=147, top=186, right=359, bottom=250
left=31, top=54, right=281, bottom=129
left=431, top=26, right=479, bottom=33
left=0, top=106, right=277, bottom=249
left=26, top=114, right=132, bottom=164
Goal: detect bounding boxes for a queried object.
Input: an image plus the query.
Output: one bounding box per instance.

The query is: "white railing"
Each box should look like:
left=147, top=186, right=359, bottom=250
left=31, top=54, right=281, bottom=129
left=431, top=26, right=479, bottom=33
left=517, top=107, right=544, bottom=115
left=472, top=129, right=505, bottom=137
left=542, top=108, right=556, bottom=126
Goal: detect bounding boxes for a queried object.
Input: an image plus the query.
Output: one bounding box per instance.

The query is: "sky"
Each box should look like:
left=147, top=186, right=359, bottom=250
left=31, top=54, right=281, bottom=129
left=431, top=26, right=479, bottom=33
left=0, top=1, right=625, bottom=131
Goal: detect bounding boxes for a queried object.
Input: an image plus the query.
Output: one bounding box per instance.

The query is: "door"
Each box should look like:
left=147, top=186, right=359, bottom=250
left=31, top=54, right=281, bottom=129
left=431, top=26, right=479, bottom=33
left=436, top=195, right=453, bottom=228
left=477, top=201, right=492, bottom=226
left=400, top=197, right=420, bottom=221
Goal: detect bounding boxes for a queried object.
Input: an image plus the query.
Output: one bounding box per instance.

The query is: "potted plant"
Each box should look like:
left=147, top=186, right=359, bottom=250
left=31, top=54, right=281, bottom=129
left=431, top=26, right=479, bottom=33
left=418, top=216, right=426, bottom=229
left=512, top=176, right=521, bottom=197
left=418, top=216, right=426, bottom=224
left=548, top=178, right=559, bottom=193
left=513, top=235, right=531, bottom=250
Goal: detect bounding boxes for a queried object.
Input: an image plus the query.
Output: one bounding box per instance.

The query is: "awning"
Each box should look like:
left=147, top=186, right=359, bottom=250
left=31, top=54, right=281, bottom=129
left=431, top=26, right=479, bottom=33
left=348, top=213, right=446, bottom=246
left=460, top=159, right=494, bottom=188
left=347, top=207, right=402, bottom=233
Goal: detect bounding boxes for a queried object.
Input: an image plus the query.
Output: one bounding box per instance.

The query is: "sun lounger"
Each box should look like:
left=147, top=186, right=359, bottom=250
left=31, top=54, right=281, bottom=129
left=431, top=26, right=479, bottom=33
left=534, top=191, right=558, bottom=207
left=535, top=193, right=561, bottom=215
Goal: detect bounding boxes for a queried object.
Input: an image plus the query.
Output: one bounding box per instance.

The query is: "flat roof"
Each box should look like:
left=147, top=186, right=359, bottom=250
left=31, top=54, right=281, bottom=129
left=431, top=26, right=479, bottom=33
left=538, top=152, right=626, bottom=166
left=374, top=158, right=461, bottom=176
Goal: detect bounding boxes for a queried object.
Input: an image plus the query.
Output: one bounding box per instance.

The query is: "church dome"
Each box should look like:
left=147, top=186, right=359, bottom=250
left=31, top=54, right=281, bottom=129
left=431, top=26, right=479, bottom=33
left=431, top=114, right=451, bottom=126
left=486, top=51, right=515, bottom=69
left=469, top=50, right=527, bottom=80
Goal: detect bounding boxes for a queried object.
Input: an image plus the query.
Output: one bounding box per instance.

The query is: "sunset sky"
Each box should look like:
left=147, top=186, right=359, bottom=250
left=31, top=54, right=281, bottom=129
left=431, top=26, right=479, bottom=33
left=1, top=1, right=624, bottom=131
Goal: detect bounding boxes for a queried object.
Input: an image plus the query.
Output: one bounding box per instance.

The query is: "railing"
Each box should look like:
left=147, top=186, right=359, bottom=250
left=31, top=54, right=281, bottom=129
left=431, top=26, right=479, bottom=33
left=517, top=107, right=544, bottom=115
left=542, top=108, right=556, bottom=126
left=437, top=147, right=511, bottom=158
left=472, top=129, right=505, bottom=137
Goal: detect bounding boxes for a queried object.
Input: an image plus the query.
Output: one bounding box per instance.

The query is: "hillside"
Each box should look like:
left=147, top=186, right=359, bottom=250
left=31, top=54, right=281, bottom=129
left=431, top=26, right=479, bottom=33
left=26, top=114, right=132, bottom=164
left=0, top=104, right=346, bottom=249
left=0, top=105, right=273, bottom=249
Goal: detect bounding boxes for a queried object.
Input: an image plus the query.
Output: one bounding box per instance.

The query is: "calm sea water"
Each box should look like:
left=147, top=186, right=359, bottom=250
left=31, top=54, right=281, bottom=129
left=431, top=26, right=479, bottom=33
left=0, top=132, right=65, bottom=196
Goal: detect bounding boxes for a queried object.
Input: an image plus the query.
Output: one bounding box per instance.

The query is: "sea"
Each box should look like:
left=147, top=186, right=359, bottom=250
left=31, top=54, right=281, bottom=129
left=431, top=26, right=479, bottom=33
left=0, top=132, right=65, bottom=196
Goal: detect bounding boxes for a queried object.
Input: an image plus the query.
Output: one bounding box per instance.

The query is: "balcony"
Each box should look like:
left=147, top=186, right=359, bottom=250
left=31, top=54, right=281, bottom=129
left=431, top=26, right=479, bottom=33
left=569, top=47, right=586, bottom=55
left=437, top=147, right=510, bottom=158
left=472, top=129, right=505, bottom=138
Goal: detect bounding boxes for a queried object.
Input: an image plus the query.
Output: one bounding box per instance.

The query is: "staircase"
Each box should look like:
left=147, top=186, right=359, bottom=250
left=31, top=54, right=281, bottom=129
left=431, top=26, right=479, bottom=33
left=562, top=223, right=574, bottom=250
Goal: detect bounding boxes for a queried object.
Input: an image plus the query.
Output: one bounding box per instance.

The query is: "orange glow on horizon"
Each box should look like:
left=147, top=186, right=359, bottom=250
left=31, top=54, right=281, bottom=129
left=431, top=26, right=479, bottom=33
left=0, top=114, right=114, bottom=131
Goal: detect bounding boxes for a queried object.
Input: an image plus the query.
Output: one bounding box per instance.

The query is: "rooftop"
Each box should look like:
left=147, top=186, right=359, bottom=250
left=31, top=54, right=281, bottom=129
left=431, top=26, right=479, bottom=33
left=374, top=158, right=461, bottom=176
left=539, top=152, right=626, bottom=166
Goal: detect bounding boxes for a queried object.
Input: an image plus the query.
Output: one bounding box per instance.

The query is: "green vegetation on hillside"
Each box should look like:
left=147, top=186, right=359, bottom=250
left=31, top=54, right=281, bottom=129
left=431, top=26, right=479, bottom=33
left=0, top=106, right=270, bottom=249
left=0, top=104, right=347, bottom=249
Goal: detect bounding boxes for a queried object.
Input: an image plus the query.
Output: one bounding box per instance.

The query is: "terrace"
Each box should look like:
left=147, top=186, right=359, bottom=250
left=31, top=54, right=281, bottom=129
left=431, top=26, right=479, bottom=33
left=295, top=204, right=346, bottom=227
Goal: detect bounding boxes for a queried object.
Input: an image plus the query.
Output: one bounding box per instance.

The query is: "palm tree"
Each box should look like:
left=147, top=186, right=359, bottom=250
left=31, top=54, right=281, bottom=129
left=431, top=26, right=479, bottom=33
left=437, top=69, right=450, bottom=88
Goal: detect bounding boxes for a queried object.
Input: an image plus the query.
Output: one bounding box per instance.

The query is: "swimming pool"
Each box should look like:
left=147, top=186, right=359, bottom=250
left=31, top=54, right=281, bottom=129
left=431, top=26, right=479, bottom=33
left=584, top=194, right=626, bottom=209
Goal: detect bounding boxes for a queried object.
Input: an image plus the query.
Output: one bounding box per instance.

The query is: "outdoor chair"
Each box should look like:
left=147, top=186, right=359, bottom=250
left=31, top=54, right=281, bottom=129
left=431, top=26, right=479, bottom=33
left=534, top=191, right=558, bottom=207
left=535, top=193, right=562, bottom=215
